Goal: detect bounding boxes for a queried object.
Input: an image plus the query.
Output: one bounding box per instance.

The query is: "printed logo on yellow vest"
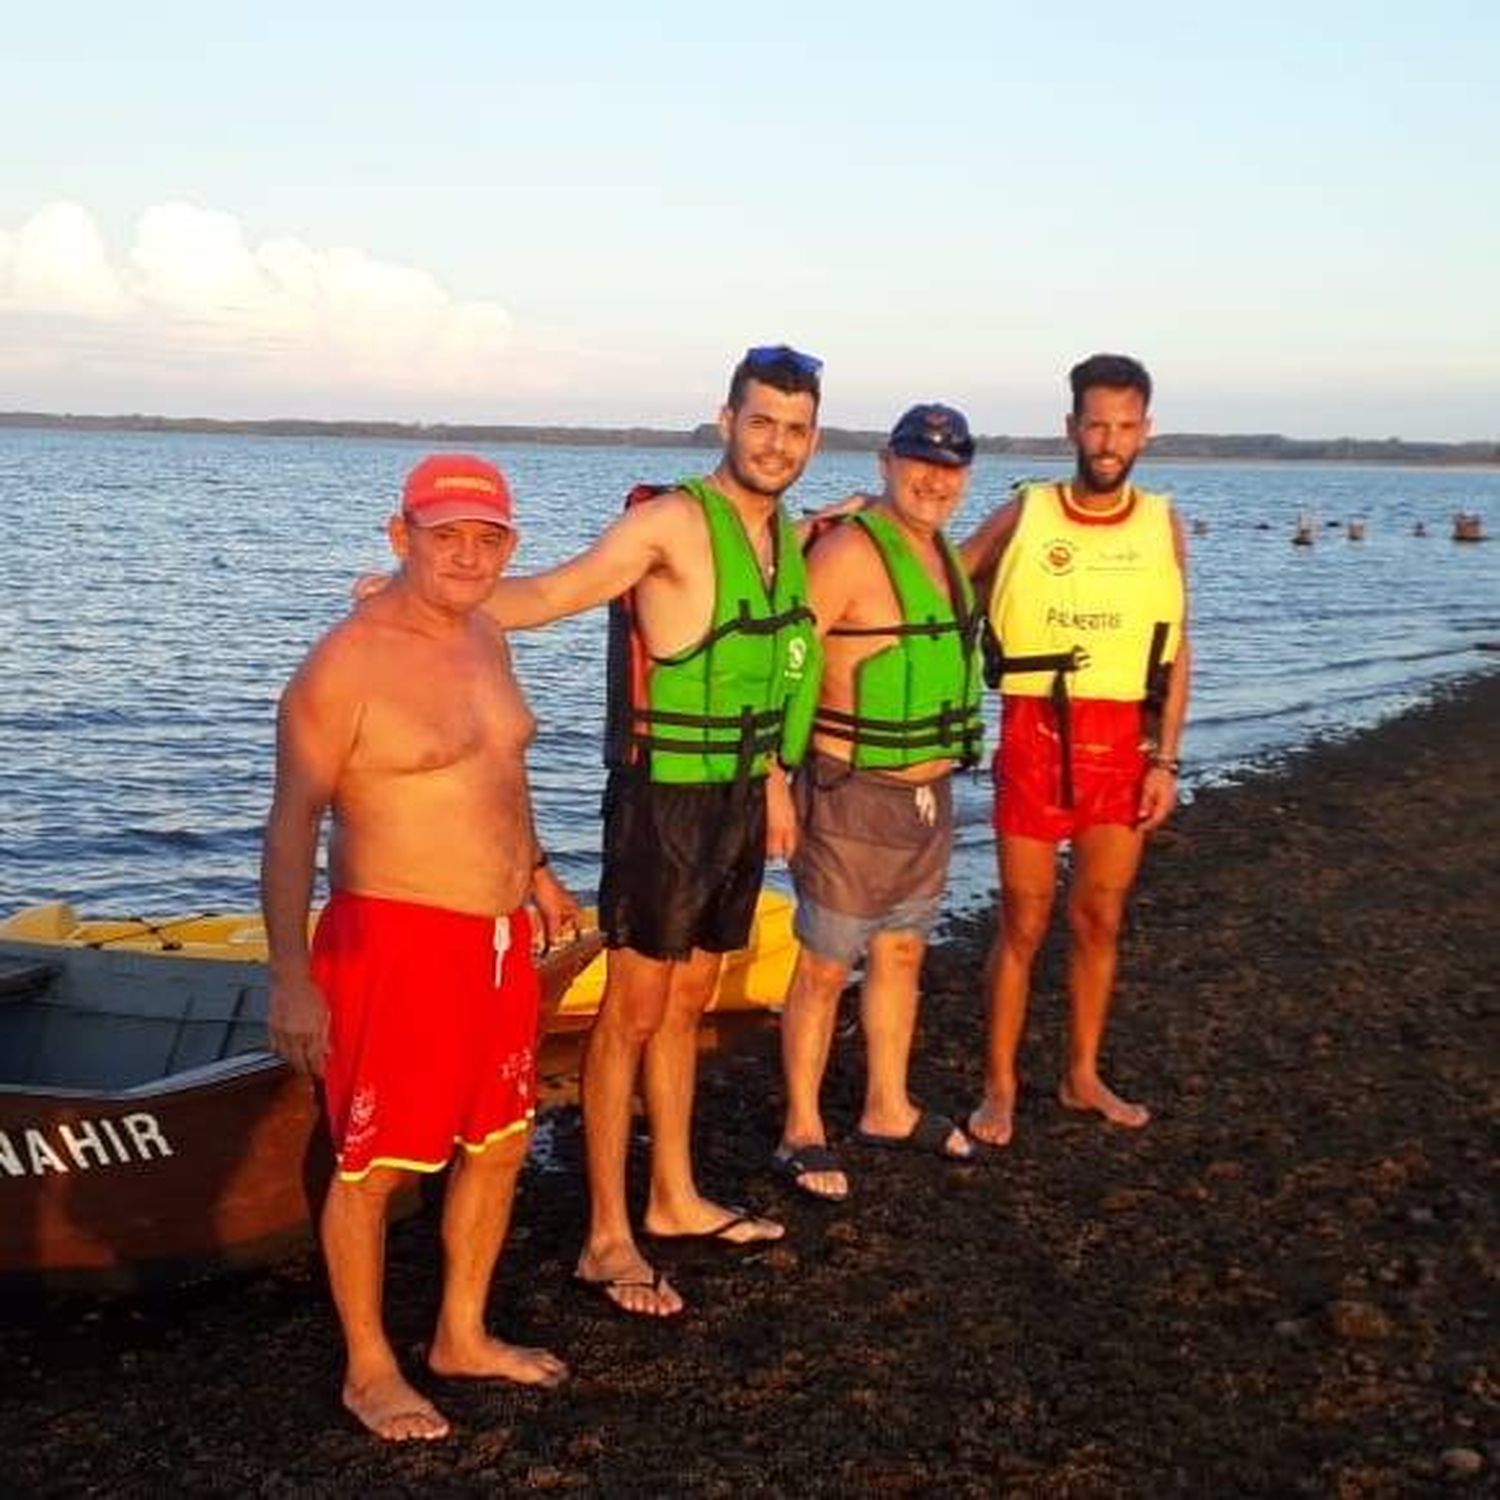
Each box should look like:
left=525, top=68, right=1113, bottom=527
left=1041, top=538, right=1078, bottom=576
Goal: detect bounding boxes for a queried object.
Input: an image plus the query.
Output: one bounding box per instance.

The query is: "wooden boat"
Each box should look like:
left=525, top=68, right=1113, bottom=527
left=1452, top=511, right=1485, bottom=542
left=0, top=892, right=796, bottom=1284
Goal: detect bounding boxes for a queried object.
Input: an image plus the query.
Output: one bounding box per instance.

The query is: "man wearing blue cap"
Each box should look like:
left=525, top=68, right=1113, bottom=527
left=773, top=405, right=986, bottom=1200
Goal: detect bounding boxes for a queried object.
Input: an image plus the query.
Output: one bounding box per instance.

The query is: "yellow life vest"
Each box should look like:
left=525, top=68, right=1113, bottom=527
left=988, top=482, right=1184, bottom=702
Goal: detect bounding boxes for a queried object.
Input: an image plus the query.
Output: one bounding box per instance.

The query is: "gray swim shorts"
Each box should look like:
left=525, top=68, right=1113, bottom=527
left=790, top=752, right=953, bottom=966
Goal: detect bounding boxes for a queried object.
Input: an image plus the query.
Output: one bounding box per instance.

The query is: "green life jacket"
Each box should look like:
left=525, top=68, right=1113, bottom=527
left=605, top=477, right=820, bottom=784
left=814, top=508, right=984, bottom=770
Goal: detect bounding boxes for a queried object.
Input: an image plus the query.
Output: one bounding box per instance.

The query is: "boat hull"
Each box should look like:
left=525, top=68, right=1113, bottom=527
left=0, top=1057, right=328, bottom=1286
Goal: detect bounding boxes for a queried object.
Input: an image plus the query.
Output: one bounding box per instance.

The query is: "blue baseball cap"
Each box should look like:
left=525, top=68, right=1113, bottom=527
left=887, top=403, right=975, bottom=467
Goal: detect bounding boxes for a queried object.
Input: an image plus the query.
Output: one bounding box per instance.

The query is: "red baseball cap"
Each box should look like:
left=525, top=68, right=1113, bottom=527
left=401, top=453, right=517, bottom=531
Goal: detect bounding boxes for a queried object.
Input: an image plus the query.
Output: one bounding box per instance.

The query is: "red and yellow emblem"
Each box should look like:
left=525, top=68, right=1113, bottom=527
left=1042, top=537, right=1077, bottom=576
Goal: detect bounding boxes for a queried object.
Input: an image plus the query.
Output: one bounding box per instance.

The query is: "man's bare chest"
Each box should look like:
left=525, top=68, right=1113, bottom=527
left=349, top=640, right=534, bottom=776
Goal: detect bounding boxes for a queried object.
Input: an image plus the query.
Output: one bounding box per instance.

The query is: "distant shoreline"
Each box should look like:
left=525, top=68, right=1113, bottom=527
left=2, top=410, right=1497, bottom=468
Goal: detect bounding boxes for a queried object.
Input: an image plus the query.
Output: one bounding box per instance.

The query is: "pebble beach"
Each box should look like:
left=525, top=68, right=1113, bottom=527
left=3, top=669, right=1496, bottom=1496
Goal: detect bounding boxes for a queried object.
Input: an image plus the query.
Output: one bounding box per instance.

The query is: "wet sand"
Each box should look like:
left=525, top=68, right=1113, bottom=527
left=3, top=671, right=1497, bottom=1495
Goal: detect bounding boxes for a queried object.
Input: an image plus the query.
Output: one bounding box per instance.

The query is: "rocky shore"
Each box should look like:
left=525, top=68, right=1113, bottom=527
left=3, top=671, right=1497, bottom=1496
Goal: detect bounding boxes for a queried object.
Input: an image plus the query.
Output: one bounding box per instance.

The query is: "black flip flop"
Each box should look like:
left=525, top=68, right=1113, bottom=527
left=770, top=1143, right=850, bottom=1202
left=853, top=1110, right=973, bottom=1160
left=643, top=1206, right=784, bottom=1250
left=571, top=1269, right=683, bottom=1318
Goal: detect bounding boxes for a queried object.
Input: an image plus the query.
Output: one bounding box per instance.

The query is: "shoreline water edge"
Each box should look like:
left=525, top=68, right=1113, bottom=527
left=2, top=667, right=1497, bottom=1493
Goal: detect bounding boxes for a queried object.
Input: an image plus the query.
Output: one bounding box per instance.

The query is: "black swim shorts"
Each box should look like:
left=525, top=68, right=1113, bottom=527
left=597, top=768, right=768, bottom=960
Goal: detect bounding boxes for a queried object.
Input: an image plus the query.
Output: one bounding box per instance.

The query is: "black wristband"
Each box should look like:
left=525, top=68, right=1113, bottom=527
left=1148, top=754, right=1181, bottom=775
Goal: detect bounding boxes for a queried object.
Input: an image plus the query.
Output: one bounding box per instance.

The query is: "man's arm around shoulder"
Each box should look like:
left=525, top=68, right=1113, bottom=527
left=480, top=491, right=692, bottom=630
left=959, top=497, right=1020, bottom=586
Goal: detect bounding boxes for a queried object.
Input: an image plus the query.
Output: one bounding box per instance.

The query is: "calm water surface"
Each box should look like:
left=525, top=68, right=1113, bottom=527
left=1, top=429, right=1496, bottom=916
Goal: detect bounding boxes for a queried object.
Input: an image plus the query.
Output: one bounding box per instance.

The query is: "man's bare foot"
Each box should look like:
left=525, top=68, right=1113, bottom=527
left=343, top=1369, right=450, bottom=1442
left=427, top=1332, right=569, bottom=1388
left=1058, top=1077, right=1150, bottom=1128
left=643, top=1196, right=785, bottom=1246
left=966, top=1097, right=1015, bottom=1148
left=575, top=1246, right=684, bottom=1317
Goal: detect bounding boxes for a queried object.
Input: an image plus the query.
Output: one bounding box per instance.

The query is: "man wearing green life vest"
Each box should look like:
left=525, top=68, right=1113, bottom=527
left=773, top=405, right=984, bottom=1202
left=961, top=354, right=1191, bottom=1147
left=476, top=345, right=823, bottom=1316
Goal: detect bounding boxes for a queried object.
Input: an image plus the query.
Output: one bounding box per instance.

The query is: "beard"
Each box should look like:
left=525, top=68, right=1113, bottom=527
left=725, top=446, right=802, bottom=501
left=1075, top=451, right=1138, bottom=495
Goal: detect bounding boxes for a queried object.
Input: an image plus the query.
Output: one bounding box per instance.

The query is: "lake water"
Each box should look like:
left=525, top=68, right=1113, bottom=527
left=1, top=429, right=1496, bottom=918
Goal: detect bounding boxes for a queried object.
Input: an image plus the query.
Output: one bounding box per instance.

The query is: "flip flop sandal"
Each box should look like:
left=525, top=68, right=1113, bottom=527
left=770, top=1143, right=850, bottom=1202
left=854, top=1110, right=973, bottom=1160
left=643, top=1207, right=784, bottom=1250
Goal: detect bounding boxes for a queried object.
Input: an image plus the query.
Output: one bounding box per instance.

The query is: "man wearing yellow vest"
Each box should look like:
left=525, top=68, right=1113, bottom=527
left=773, top=405, right=985, bottom=1201
left=475, top=345, right=823, bottom=1316
left=962, top=354, right=1190, bottom=1146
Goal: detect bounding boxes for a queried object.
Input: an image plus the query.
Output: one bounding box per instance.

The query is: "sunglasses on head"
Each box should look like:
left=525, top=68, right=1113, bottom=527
left=743, top=344, right=823, bottom=378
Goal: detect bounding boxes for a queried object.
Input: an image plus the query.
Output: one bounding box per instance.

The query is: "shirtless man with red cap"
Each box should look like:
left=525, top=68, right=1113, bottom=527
left=263, top=453, right=579, bottom=1441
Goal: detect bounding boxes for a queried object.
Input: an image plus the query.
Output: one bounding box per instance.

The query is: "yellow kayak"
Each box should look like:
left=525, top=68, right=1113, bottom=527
left=0, top=889, right=798, bottom=1023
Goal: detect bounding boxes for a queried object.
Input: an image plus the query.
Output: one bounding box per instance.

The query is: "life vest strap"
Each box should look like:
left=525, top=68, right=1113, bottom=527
left=632, top=706, right=783, bottom=731
left=627, top=703, right=783, bottom=785
left=830, top=617, right=964, bottom=640
left=662, top=599, right=815, bottom=662
left=815, top=704, right=983, bottom=765
left=1141, top=620, right=1172, bottom=749
left=815, top=721, right=983, bottom=753
left=1049, top=669, right=1075, bottom=809
left=986, top=644, right=1089, bottom=682
left=816, top=705, right=981, bottom=734
left=626, top=726, right=783, bottom=757
left=989, top=620, right=1078, bottom=690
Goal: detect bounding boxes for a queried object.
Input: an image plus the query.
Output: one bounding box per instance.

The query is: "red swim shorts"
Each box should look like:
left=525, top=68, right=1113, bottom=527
left=992, top=695, right=1148, bottom=843
left=310, top=891, right=540, bottom=1182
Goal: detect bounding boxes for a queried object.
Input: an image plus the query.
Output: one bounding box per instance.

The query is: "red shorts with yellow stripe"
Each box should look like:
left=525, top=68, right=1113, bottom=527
left=311, top=891, right=539, bottom=1182
left=992, top=695, right=1148, bottom=843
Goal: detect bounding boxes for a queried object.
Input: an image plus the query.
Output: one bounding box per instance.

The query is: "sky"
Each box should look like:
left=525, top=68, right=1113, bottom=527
left=1, top=2, right=1495, bottom=440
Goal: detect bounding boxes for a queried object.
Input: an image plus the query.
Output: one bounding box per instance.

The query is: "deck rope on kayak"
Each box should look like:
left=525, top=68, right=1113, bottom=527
left=82, top=914, right=219, bottom=951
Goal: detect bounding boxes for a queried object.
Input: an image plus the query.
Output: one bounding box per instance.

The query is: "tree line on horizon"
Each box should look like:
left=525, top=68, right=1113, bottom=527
left=1, top=411, right=1495, bottom=467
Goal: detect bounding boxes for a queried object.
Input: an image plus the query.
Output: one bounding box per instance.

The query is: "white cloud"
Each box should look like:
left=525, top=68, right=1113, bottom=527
left=0, top=201, right=518, bottom=414
left=130, top=203, right=272, bottom=317
left=2, top=202, right=131, bottom=318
